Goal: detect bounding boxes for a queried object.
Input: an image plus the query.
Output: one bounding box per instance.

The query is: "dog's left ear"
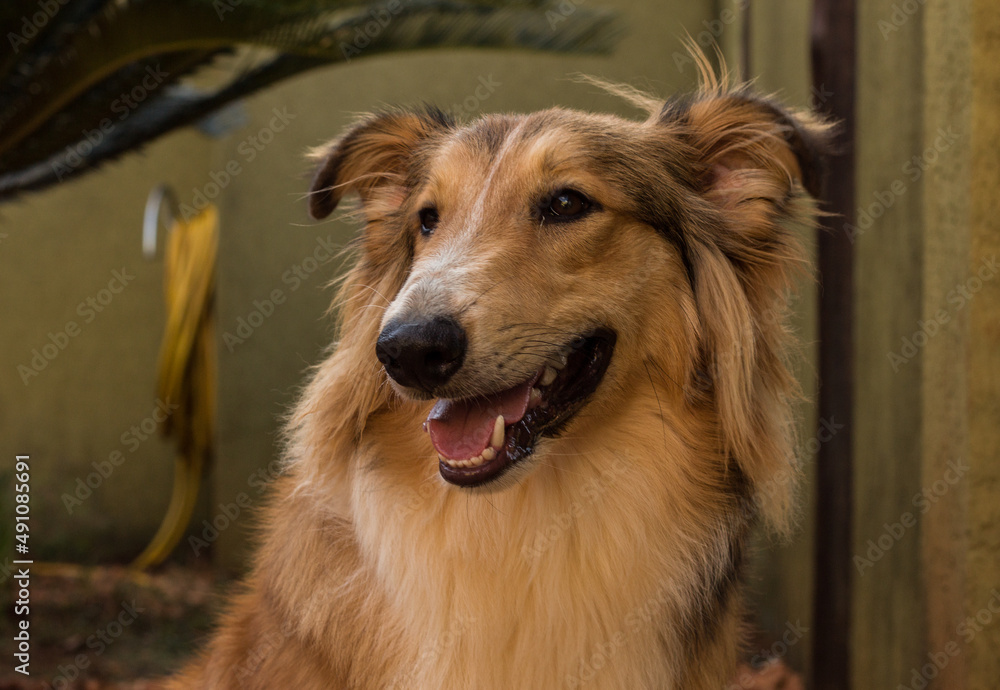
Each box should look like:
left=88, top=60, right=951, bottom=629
left=674, top=90, right=830, bottom=215
left=308, top=108, right=454, bottom=220
left=664, top=90, right=833, bottom=532
left=296, top=109, right=455, bottom=455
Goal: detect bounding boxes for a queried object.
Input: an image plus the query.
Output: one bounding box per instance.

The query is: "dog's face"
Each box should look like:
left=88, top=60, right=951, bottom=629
left=309, top=90, right=828, bottom=507
left=369, top=113, right=693, bottom=489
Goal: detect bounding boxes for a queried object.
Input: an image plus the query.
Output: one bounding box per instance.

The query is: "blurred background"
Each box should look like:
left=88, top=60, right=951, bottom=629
left=0, top=0, right=996, bottom=688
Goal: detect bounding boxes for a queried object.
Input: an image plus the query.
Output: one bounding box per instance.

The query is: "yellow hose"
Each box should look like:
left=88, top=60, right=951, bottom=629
left=132, top=205, right=218, bottom=570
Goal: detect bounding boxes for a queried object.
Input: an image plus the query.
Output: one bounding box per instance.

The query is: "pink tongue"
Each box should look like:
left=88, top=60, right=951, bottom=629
left=427, top=377, right=536, bottom=460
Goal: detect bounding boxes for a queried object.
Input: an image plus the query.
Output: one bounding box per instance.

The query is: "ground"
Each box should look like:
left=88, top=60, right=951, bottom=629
left=0, top=564, right=803, bottom=689
left=0, top=563, right=219, bottom=690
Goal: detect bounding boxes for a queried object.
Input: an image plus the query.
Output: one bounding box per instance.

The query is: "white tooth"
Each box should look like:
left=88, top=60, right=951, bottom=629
left=457, top=459, right=469, bottom=468
left=470, top=454, right=485, bottom=467
left=556, top=353, right=568, bottom=369
left=540, top=367, right=557, bottom=386
left=438, top=454, right=447, bottom=464
left=491, top=415, right=505, bottom=448
left=529, top=387, right=543, bottom=406
left=482, top=446, right=496, bottom=461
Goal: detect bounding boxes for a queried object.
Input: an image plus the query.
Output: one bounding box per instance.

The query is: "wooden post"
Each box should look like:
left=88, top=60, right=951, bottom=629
left=810, top=1, right=856, bottom=689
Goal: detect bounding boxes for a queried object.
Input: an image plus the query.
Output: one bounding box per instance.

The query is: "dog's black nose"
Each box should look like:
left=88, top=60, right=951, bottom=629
left=376, top=316, right=467, bottom=392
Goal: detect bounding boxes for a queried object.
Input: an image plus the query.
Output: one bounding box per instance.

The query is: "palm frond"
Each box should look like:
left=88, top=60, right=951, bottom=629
left=0, top=0, right=623, bottom=200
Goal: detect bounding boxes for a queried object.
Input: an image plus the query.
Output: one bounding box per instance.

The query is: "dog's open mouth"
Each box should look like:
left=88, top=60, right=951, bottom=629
left=425, top=329, right=616, bottom=487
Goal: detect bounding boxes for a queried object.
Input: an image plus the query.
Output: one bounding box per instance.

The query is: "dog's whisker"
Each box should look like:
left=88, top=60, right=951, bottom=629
left=645, top=357, right=686, bottom=393
left=355, top=282, right=392, bottom=305
left=644, top=361, right=671, bottom=455
left=482, top=494, right=506, bottom=516
left=358, top=304, right=389, bottom=314
left=461, top=275, right=514, bottom=311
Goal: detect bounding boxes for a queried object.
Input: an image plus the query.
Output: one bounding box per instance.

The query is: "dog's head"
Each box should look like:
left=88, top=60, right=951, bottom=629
left=307, top=74, right=830, bottom=528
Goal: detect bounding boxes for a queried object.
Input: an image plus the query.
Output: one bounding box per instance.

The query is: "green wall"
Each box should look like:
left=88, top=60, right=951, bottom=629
left=0, top=130, right=212, bottom=562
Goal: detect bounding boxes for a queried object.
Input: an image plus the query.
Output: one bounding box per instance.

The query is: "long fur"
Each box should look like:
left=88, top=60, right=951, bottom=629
left=168, top=59, right=831, bottom=689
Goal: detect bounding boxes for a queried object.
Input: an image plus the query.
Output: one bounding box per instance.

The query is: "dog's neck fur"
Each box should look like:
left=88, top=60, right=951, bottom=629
left=285, top=361, right=752, bottom=690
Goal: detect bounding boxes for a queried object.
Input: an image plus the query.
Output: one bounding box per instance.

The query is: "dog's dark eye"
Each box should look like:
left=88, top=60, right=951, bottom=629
left=543, top=189, right=590, bottom=222
left=418, top=207, right=439, bottom=236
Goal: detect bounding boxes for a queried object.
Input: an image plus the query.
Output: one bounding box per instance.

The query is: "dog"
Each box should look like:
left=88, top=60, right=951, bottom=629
left=168, top=56, right=830, bottom=689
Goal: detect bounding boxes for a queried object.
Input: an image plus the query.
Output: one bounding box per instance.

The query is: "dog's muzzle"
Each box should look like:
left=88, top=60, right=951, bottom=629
left=375, top=316, right=467, bottom=393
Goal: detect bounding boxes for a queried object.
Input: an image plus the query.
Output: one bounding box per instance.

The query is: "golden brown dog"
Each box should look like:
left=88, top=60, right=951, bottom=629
left=169, top=58, right=830, bottom=689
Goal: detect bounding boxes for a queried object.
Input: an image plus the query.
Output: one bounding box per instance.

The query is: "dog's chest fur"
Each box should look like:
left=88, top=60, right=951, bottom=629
left=332, top=395, right=746, bottom=689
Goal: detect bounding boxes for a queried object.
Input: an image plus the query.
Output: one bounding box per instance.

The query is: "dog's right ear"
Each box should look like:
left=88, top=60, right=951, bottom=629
left=308, top=108, right=454, bottom=220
